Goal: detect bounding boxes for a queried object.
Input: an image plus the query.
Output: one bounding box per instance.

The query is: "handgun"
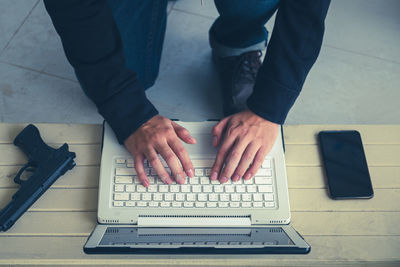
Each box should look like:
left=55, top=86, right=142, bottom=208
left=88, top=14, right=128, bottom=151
left=0, top=124, right=76, bottom=232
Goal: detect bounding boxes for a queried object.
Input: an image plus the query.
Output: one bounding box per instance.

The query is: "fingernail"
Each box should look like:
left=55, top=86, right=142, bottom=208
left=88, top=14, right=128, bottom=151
left=232, top=174, right=240, bottom=181
left=187, top=169, right=194, bottom=178
left=176, top=174, right=185, bottom=184
left=244, top=173, right=252, bottom=180
left=220, top=176, right=228, bottom=183
left=213, top=136, right=217, bottom=147
left=143, top=180, right=150, bottom=187
left=211, top=172, right=218, bottom=180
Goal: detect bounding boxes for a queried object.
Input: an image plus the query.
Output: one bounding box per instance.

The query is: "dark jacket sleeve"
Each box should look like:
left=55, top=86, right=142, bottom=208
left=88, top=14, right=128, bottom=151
left=44, top=0, right=158, bottom=144
left=247, top=0, right=330, bottom=124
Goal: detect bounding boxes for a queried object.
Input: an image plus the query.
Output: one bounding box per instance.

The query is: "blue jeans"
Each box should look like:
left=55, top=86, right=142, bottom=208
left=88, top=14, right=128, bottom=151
left=107, top=0, right=279, bottom=89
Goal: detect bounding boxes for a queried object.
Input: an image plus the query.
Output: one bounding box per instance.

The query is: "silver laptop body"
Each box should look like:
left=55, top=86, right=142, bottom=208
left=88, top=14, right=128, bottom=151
left=97, top=121, right=290, bottom=226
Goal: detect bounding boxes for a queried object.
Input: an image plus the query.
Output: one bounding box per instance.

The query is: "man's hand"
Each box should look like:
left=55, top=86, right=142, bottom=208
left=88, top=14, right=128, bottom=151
left=124, top=115, right=196, bottom=187
left=211, top=110, right=279, bottom=183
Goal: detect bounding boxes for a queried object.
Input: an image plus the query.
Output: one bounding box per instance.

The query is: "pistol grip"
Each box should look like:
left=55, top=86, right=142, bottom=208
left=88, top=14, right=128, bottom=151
left=13, top=124, right=55, bottom=163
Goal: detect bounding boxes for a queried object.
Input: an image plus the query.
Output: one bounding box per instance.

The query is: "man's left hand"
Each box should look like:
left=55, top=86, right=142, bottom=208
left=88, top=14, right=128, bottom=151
left=210, top=109, right=279, bottom=183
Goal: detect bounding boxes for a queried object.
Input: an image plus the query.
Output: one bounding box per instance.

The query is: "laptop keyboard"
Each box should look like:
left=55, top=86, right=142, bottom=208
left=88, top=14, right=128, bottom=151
left=112, top=157, right=276, bottom=209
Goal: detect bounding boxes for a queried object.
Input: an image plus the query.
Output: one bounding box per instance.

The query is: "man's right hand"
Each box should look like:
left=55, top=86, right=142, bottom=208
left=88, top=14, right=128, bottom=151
left=124, top=115, right=196, bottom=187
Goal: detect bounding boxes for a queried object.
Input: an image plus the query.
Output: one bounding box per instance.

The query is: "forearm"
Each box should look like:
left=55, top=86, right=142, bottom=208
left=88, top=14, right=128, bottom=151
left=44, top=0, right=158, bottom=143
left=247, top=0, right=331, bottom=124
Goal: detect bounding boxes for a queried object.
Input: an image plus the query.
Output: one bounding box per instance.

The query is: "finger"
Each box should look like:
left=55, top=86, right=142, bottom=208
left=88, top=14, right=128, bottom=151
left=219, top=138, right=250, bottom=183
left=144, top=149, right=173, bottom=184
left=243, top=148, right=267, bottom=180
left=168, top=138, right=194, bottom=178
left=156, top=143, right=186, bottom=184
left=133, top=154, right=150, bottom=187
left=212, top=117, right=229, bottom=147
left=210, top=133, right=237, bottom=182
left=232, top=142, right=259, bottom=181
left=171, top=122, right=196, bottom=144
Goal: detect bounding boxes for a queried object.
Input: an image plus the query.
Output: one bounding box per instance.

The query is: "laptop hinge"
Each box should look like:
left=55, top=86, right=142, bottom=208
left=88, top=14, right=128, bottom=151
left=137, top=216, right=251, bottom=227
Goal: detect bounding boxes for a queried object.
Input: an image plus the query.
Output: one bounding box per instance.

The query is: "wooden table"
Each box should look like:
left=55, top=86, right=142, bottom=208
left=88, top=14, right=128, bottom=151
left=0, top=123, right=399, bottom=266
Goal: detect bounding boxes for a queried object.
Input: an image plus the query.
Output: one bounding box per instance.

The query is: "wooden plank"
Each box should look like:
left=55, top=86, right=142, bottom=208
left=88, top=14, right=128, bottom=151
left=286, top=166, right=400, bottom=189
left=289, top=189, right=400, bottom=212
left=0, top=123, right=102, bottom=144
left=0, top=188, right=398, bottom=212
left=1, top=211, right=398, bottom=237
left=0, top=212, right=96, bottom=236
left=0, top=144, right=101, bottom=166
left=0, top=166, right=100, bottom=188
left=284, top=125, right=400, bottom=145
left=0, top=189, right=98, bottom=212
left=0, top=236, right=398, bottom=264
left=291, top=212, right=400, bottom=236
left=285, top=144, right=400, bottom=166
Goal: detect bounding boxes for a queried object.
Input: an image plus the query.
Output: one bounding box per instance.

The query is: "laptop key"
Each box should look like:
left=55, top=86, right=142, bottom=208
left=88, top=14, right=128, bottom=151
left=160, top=202, right=171, bottom=208
left=200, top=176, right=209, bottom=184
left=255, top=168, right=272, bottom=177
left=220, top=194, right=229, bottom=201
left=242, top=194, right=252, bottom=201
left=115, top=176, right=132, bottom=184
left=253, top=202, right=263, bottom=208
left=231, top=194, right=241, bottom=202
left=125, top=201, right=135, bottom=207
left=241, top=202, right=251, bottom=208
left=264, top=202, right=275, bottom=208
left=198, top=194, right=207, bottom=201
left=153, top=194, right=163, bottom=201
left=113, top=201, right=124, bottom=207
left=114, top=184, right=124, bottom=192
left=130, top=193, right=141, bottom=201
left=115, top=158, right=126, bottom=164
left=184, top=202, right=194, bottom=208
left=258, top=185, right=273, bottom=193
left=207, top=202, right=217, bottom=208
left=254, top=177, right=272, bottom=184
left=195, top=202, right=206, bottom=208
left=142, top=194, right=152, bottom=201
left=172, top=202, right=182, bottom=208
left=264, top=193, right=274, bottom=201
left=175, top=193, right=185, bottom=201
left=149, top=202, right=158, bottom=207
left=114, top=193, right=129, bottom=201
left=218, top=202, right=229, bottom=208
left=195, top=169, right=204, bottom=177
left=137, top=202, right=147, bottom=207
left=253, top=194, right=263, bottom=201
left=209, top=194, right=218, bottom=201
left=116, top=168, right=137, bottom=176
left=125, top=184, right=135, bottom=192
left=262, top=159, right=271, bottom=168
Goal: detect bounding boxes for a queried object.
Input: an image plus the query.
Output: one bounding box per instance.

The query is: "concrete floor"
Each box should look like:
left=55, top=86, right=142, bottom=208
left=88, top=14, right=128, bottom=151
left=0, top=0, right=399, bottom=125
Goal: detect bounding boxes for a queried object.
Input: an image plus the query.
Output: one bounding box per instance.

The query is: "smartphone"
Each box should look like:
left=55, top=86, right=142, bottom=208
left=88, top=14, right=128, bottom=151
left=318, top=130, right=373, bottom=199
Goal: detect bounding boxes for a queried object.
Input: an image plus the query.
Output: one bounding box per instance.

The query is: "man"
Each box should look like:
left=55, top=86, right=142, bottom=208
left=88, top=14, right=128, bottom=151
left=44, top=0, right=330, bottom=187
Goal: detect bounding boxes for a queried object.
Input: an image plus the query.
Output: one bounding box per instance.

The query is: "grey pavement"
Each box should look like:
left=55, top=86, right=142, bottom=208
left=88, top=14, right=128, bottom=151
left=0, top=0, right=399, bottom=125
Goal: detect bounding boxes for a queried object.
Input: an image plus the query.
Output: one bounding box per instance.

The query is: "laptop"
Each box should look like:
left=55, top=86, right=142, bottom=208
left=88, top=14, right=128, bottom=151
left=84, top=121, right=310, bottom=254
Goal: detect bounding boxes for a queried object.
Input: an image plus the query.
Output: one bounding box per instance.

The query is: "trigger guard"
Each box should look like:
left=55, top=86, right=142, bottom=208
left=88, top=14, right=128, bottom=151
left=14, top=163, right=34, bottom=185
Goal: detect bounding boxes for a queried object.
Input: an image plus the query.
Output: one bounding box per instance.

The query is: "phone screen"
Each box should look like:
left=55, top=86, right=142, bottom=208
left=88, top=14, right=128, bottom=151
left=318, top=131, right=373, bottom=199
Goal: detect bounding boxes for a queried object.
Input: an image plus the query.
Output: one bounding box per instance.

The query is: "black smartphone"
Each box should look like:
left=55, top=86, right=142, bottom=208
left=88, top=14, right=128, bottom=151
left=318, top=130, right=373, bottom=199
